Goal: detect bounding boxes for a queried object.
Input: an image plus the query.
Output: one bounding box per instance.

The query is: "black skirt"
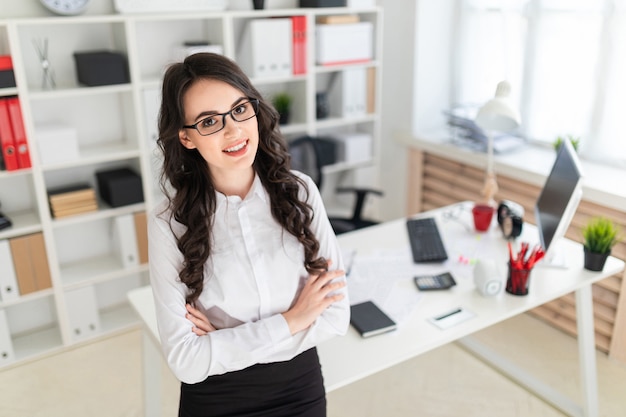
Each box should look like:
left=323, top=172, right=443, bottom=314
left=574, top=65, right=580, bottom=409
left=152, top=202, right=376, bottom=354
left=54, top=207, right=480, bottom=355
left=178, top=347, right=326, bottom=417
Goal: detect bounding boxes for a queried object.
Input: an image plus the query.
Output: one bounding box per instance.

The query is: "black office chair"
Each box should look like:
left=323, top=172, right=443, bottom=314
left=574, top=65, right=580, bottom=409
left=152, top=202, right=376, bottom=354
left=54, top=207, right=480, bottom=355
left=288, top=135, right=382, bottom=235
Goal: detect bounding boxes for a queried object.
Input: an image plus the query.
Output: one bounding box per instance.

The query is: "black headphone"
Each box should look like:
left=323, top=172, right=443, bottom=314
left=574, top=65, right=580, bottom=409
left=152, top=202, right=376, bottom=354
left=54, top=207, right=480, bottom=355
left=497, top=200, right=524, bottom=239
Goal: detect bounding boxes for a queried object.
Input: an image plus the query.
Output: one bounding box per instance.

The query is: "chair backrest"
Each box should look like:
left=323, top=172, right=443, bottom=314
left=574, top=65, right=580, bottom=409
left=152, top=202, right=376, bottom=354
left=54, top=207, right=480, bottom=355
left=288, top=136, right=322, bottom=187
left=288, top=136, right=338, bottom=189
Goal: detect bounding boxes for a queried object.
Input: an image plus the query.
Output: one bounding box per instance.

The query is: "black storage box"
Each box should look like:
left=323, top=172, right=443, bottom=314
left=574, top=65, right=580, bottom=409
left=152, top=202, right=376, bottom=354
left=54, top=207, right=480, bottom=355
left=0, top=55, right=16, bottom=88
left=299, top=0, right=346, bottom=7
left=95, top=167, right=144, bottom=208
left=73, top=51, right=130, bottom=86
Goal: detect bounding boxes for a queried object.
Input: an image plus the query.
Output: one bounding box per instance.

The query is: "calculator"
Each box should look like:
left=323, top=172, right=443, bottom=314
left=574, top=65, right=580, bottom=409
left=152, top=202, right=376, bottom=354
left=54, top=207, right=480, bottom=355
left=414, top=272, right=457, bottom=291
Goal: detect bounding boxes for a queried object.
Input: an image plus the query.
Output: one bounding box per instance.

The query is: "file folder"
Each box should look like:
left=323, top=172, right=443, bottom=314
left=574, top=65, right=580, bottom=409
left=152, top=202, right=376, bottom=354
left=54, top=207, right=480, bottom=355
left=0, top=309, right=15, bottom=365
left=113, top=214, right=140, bottom=268
left=6, top=97, right=31, bottom=169
left=9, top=233, right=52, bottom=295
left=0, top=98, right=18, bottom=171
left=134, top=211, right=148, bottom=265
left=238, top=18, right=293, bottom=78
left=291, top=16, right=307, bottom=75
left=64, top=286, right=101, bottom=342
left=9, top=235, right=38, bottom=295
left=328, top=67, right=367, bottom=118
left=0, top=240, right=20, bottom=301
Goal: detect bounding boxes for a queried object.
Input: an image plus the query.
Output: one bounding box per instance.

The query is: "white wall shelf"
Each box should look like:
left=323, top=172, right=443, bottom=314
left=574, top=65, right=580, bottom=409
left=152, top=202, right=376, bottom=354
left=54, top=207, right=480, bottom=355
left=0, top=5, right=383, bottom=369
left=0, top=211, right=41, bottom=239
left=60, top=255, right=148, bottom=288
left=12, top=325, right=62, bottom=361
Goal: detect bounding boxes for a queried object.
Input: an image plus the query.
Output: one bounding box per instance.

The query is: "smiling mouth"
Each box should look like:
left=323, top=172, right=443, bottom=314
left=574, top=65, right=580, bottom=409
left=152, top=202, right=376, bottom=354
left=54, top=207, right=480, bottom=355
left=224, top=139, right=248, bottom=153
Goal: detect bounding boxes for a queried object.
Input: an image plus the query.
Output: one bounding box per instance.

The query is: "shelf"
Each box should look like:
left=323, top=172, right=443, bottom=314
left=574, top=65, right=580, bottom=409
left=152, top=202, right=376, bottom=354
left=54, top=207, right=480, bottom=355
left=323, top=159, right=375, bottom=174
left=251, top=73, right=308, bottom=85
left=40, top=142, right=141, bottom=171
left=279, top=123, right=308, bottom=135
left=0, top=168, right=32, bottom=180
left=51, top=202, right=145, bottom=228
left=0, top=87, right=18, bottom=97
left=315, top=114, right=378, bottom=129
left=0, top=288, right=54, bottom=310
left=315, top=60, right=381, bottom=74
left=60, top=253, right=148, bottom=289
left=13, top=15, right=126, bottom=26
left=0, top=210, right=41, bottom=240
left=28, top=84, right=133, bottom=100
left=12, top=325, right=63, bottom=362
left=0, top=5, right=383, bottom=370
left=99, top=302, right=141, bottom=334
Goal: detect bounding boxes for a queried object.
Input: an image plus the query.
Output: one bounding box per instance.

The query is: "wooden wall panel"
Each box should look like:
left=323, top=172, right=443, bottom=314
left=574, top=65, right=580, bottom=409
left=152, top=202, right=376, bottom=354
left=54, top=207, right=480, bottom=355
left=408, top=149, right=626, bottom=360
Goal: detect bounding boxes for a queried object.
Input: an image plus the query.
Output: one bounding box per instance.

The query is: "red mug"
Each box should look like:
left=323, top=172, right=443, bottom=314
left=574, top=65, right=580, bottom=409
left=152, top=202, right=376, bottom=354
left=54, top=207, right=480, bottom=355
left=472, top=204, right=495, bottom=232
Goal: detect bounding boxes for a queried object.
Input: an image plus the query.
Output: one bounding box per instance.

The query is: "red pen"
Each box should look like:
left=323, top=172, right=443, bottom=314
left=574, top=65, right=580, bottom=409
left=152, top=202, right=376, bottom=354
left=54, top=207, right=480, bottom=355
left=526, top=245, right=545, bottom=269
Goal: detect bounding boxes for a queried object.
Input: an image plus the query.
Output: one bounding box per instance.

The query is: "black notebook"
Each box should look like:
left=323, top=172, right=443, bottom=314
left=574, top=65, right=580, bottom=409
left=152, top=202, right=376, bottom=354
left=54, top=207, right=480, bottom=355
left=350, top=301, right=397, bottom=338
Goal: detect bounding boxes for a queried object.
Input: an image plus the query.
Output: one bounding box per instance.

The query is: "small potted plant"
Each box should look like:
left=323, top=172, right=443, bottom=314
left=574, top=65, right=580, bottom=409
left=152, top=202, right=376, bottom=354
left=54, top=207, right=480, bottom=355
left=553, top=134, right=580, bottom=152
left=582, top=216, right=620, bottom=271
left=272, top=92, right=292, bottom=125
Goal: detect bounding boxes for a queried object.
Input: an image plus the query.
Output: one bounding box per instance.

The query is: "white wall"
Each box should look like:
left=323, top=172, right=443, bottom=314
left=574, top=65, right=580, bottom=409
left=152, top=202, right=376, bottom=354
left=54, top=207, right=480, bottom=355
left=412, top=1, right=456, bottom=134
left=374, top=0, right=417, bottom=220
left=376, top=0, right=454, bottom=220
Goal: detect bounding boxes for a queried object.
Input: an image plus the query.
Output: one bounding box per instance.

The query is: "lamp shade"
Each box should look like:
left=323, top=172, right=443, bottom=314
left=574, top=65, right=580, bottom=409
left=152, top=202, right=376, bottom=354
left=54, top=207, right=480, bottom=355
left=475, top=80, right=521, bottom=132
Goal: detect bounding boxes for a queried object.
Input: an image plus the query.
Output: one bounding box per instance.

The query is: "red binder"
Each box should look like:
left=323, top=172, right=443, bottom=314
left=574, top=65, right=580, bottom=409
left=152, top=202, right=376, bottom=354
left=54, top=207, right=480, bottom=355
left=0, top=98, right=18, bottom=171
left=291, top=16, right=307, bottom=75
left=6, top=97, right=30, bottom=169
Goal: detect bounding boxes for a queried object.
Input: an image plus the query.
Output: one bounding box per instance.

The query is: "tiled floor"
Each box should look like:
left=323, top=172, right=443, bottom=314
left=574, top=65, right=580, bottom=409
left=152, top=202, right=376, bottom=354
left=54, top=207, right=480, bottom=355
left=0, top=313, right=625, bottom=417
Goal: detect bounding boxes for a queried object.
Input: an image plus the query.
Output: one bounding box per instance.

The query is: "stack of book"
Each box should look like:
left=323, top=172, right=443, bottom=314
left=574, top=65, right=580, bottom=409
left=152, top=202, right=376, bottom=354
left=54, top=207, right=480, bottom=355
left=48, top=184, right=98, bottom=218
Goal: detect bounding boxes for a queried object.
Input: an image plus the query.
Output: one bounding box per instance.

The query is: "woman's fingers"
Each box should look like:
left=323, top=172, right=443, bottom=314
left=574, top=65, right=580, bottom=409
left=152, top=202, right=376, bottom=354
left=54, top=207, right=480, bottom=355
left=310, top=271, right=346, bottom=299
left=186, top=304, right=216, bottom=335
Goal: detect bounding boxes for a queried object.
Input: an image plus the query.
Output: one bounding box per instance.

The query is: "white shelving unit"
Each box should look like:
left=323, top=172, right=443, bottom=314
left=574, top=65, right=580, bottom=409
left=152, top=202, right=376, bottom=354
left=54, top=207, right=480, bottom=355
left=0, top=5, right=383, bottom=369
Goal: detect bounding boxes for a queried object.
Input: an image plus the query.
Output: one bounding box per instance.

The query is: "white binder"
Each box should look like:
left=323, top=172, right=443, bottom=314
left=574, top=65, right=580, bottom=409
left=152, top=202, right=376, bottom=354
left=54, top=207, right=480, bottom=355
left=0, top=309, right=16, bottom=365
left=237, top=18, right=293, bottom=79
left=113, top=214, right=140, bottom=268
left=328, top=67, right=367, bottom=118
left=0, top=240, right=20, bottom=301
left=64, top=286, right=101, bottom=342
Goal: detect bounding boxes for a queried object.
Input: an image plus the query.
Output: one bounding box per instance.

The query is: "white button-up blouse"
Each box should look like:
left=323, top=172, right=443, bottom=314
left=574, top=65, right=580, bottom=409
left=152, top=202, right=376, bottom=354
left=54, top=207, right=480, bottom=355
left=148, top=171, right=350, bottom=384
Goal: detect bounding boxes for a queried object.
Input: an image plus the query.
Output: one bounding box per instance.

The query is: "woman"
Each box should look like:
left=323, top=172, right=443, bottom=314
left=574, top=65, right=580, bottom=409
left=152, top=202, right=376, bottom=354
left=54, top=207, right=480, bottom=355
left=148, top=52, right=350, bottom=417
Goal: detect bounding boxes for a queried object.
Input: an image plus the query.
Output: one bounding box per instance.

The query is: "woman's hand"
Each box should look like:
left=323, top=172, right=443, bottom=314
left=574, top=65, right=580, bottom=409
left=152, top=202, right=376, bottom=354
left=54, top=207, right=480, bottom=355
left=282, top=261, right=346, bottom=335
left=186, top=304, right=216, bottom=336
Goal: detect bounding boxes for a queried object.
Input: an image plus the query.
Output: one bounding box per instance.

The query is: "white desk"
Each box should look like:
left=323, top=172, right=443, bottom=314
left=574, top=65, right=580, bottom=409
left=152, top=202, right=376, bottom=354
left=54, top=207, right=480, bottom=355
left=128, top=203, right=624, bottom=417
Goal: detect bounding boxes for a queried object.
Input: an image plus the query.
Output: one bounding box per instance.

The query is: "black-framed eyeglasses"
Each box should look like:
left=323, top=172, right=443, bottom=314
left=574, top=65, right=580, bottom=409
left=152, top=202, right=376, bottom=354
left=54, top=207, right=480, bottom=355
left=183, top=99, right=259, bottom=136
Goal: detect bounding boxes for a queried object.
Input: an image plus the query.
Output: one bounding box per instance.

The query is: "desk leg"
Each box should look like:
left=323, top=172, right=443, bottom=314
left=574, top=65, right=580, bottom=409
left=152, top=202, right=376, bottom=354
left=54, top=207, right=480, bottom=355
left=575, top=285, right=599, bottom=417
left=457, top=336, right=582, bottom=416
left=142, top=329, right=162, bottom=417
left=459, top=283, right=601, bottom=417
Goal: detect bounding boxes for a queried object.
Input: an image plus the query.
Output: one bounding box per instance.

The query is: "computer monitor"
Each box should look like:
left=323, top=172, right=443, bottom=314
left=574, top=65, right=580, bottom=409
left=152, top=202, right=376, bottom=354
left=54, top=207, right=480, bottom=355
left=534, top=138, right=584, bottom=267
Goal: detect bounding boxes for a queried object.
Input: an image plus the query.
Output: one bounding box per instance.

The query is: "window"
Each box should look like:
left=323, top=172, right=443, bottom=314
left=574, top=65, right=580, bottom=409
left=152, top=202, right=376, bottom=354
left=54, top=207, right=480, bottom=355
left=453, top=0, right=626, bottom=167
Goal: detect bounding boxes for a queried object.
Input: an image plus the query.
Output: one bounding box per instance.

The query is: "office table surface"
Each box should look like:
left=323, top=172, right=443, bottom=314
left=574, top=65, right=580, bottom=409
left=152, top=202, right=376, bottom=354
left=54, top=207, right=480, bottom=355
left=317, top=206, right=623, bottom=392
left=127, top=203, right=624, bottom=394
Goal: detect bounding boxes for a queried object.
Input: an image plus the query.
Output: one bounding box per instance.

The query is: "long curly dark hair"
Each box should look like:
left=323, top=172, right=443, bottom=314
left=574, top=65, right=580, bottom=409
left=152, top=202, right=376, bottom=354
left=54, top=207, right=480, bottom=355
left=157, top=53, right=327, bottom=305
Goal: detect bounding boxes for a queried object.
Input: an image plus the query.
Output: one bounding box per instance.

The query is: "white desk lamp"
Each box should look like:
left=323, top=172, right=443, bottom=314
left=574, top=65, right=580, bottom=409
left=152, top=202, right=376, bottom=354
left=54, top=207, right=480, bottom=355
left=474, top=80, right=521, bottom=204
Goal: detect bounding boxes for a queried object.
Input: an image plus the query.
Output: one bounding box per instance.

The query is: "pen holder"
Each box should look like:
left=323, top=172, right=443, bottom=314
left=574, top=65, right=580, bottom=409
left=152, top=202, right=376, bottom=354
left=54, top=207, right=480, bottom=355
left=506, top=263, right=531, bottom=296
